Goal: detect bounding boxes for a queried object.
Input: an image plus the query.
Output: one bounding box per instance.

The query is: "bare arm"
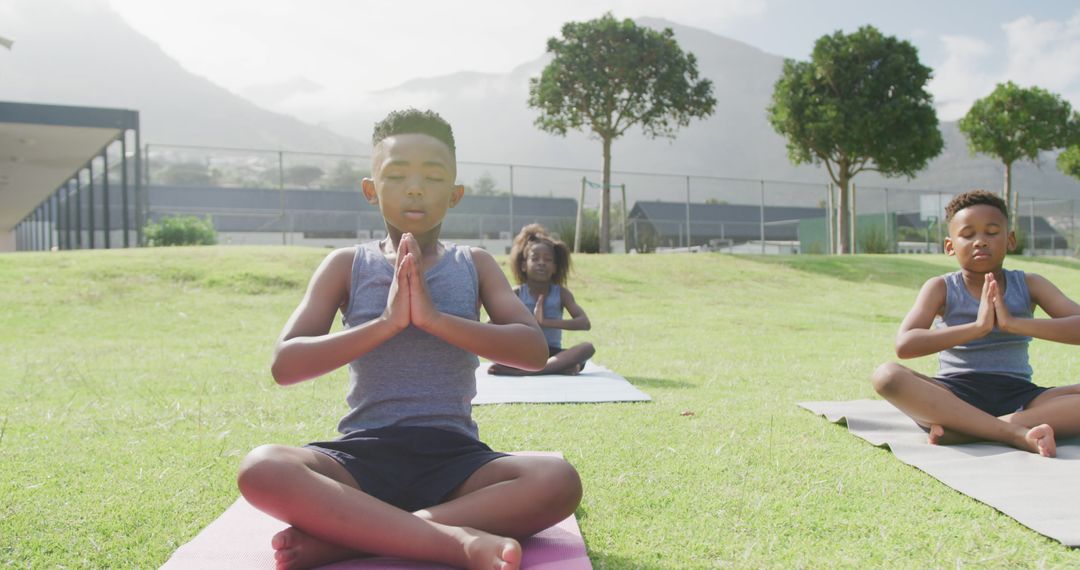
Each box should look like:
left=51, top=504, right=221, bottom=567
left=410, top=247, right=548, bottom=370
left=895, top=276, right=994, bottom=359
left=995, top=273, right=1080, bottom=344
left=270, top=247, right=408, bottom=385
left=535, top=287, right=591, bottom=331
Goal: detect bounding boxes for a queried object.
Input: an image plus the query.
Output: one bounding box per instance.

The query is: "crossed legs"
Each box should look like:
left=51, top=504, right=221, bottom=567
left=871, top=362, right=1080, bottom=457
left=489, top=342, right=596, bottom=376
left=237, top=445, right=582, bottom=570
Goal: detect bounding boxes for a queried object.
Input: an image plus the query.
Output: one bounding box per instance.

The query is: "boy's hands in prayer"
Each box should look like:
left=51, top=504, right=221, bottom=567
left=989, top=272, right=1017, bottom=333
left=975, top=273, right=998, bottom=335
left=400, top=233, right=441, bottom=331
left=384, top=237, right=412, bottom=333
left=382, top=233, right=442, bottom=332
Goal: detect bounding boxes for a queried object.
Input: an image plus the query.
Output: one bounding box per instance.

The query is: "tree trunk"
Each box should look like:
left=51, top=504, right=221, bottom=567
left=1004, top=161, right=1016, bottom=233
left=600, top=136, right=612, bottom=254
left=836, top=170, right=850, bottom=254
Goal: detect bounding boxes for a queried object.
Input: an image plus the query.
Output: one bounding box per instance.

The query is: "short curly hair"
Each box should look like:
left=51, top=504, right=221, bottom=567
left=944, top=190, right=1009, bottom=222
left=371, top=109, right=455, bottom=158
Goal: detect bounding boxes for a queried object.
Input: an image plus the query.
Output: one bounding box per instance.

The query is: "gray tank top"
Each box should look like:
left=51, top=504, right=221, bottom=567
left=517, top=284, right=563, bottom=348
left=936, top=269, right=1033, bottom=381
left=337, top=241, right=480, bottom=439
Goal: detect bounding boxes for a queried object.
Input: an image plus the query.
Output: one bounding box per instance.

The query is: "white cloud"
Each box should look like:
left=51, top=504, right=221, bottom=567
left=931, top=10, right=1080, bottom=121
left=1001, top=12, right=1080, bottom=98
left=929, top=35, right=995, bottom=121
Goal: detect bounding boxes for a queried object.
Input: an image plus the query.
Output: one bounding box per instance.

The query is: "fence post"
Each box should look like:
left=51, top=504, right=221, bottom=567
left=622, top=183, right=628, bottom=253
left=1029, top=198, right=1035, bottom=256
left=849, top=182, right=856, bottom=254
left=883, top=188, right=890, bottom=253
left=278, top=150, right=286, bottom=246
left=685, top=176, right=691, bottom=250
left=936, top=192, right=943, bottom=248
left=574, top=177, right=585, bottom=253
left=825, top=183, right=834, bottom=255
left=759, top=180, right=765, bottom=254
left=508, top=164, right=515, bottom=238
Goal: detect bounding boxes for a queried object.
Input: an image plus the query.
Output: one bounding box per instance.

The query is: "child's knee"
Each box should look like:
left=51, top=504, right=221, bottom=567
left=871, top=362, right=908, bottom=396
left=237, top=444, right=299, bottom=495
left=532, top=459, right=582, bottom=510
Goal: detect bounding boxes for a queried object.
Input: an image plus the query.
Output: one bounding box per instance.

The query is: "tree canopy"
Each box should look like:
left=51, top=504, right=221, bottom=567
left=767, top=25, right=942, bottom=254
left=1059, top=145, right=1080, bottom=181
left=528, top=13, right=715, bottom=252
left=959, top=81, right=1077, bottom=229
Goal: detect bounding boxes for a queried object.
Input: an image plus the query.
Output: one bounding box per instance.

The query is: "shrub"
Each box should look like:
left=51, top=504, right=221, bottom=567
left=857, top=224, right=891, bottom=254
left=553, top=210, right=600, bottom=253
left=145, top=215, right=218, bottom=247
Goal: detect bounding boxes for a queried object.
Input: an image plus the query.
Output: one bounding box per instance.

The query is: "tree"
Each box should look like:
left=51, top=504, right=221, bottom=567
left=323, top=160, right=368, bottom=190
left=468, top=172, right=501, bottom=196
left=767, top=25, right=943, bottom=254
left=528, top=13, right=715, bottom=253
left=284, top=164, right=324, bottom=188
left=1059, top=145, right=1080, bottom=181
left=959, top=82, right=1077, bottom=232
left=159, top=162, right=217, bottom=187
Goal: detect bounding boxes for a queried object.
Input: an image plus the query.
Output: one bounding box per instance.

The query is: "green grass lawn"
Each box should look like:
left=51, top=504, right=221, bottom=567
left=2, top=247, right=1079, bottom=568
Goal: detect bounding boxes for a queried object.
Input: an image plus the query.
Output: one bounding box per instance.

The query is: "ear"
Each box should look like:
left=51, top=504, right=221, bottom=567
left=943, top=236, right=955, bottom=257
left=448, top=184, right=465, bottom=208
left=1006, top=230, right=1017, bottom=252
left=361, top=178, right=378, bottom=205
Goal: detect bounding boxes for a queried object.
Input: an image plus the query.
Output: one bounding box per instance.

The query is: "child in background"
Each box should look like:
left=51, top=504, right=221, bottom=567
left=489, top=224, right=595, bottom=376
left=237, top=110, right=582, bottom=570
left=872, top=190, right=1080, bottom=457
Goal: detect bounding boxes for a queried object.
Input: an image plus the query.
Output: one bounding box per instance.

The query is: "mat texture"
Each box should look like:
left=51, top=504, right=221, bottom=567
left=800, top=399, right=1080, bottom=547
left=161, top=452, right=591, bottom=569
left=473, top=361, right=650, bottom=405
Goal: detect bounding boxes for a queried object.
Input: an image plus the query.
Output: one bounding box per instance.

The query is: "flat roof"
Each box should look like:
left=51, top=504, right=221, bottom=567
left=0, top=101, right=138, bottom=232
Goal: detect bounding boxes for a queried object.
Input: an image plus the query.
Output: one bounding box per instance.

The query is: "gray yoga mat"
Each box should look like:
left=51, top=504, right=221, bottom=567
left=800, top=399, right=1080, bottom=547
left=473, top=361, right=651, bottom=405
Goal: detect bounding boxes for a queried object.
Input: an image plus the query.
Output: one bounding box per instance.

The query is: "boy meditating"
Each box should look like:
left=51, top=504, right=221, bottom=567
left=873, top=190, right=1080, bottom=457
left=237, top=109, right=582, bottom=570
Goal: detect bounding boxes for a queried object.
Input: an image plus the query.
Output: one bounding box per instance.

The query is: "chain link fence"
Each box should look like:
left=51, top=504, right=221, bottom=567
left=136, top=143, right=1079, bottom=256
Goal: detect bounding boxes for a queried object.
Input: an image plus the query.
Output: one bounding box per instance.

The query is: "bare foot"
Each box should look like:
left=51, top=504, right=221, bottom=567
left=927, top=424, right=945, bottom=445
left=271, top=526, right=359, bottom=570
left=926, top=425, right=978, bottom=446
left=1025, top=424, right=1056, bottom=458
left=461, top=527, right=522, bottom=570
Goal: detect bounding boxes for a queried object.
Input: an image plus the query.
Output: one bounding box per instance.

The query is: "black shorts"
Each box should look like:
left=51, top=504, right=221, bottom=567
left=305, top=426, right=508, bottom=512
left=934, top=372, right=1049, bottom=417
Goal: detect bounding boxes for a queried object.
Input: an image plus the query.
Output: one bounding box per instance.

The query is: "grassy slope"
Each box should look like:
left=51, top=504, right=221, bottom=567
left=1, top=247, right=1078, bottom=568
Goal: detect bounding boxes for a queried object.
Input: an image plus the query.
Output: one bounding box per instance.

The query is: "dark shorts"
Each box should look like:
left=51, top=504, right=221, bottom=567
left=305, top=426, right=508, bottom=512
left=934, top=372, right=1049, bottom=417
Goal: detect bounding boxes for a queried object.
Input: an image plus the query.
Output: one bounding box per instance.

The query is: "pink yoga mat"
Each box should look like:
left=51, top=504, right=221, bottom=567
left=161, top=453, right=591, bottom=570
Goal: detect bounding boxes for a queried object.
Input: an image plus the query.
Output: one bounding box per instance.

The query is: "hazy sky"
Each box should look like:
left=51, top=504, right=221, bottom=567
left=105, top=0, right=1080, bottom=121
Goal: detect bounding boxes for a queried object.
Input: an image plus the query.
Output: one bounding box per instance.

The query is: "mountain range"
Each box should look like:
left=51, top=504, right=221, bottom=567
left=2, top=2, right=1077, bottom=204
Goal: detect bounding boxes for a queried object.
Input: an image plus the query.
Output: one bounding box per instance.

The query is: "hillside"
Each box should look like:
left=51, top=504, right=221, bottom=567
left=0, top=0, right=364, bottom=153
